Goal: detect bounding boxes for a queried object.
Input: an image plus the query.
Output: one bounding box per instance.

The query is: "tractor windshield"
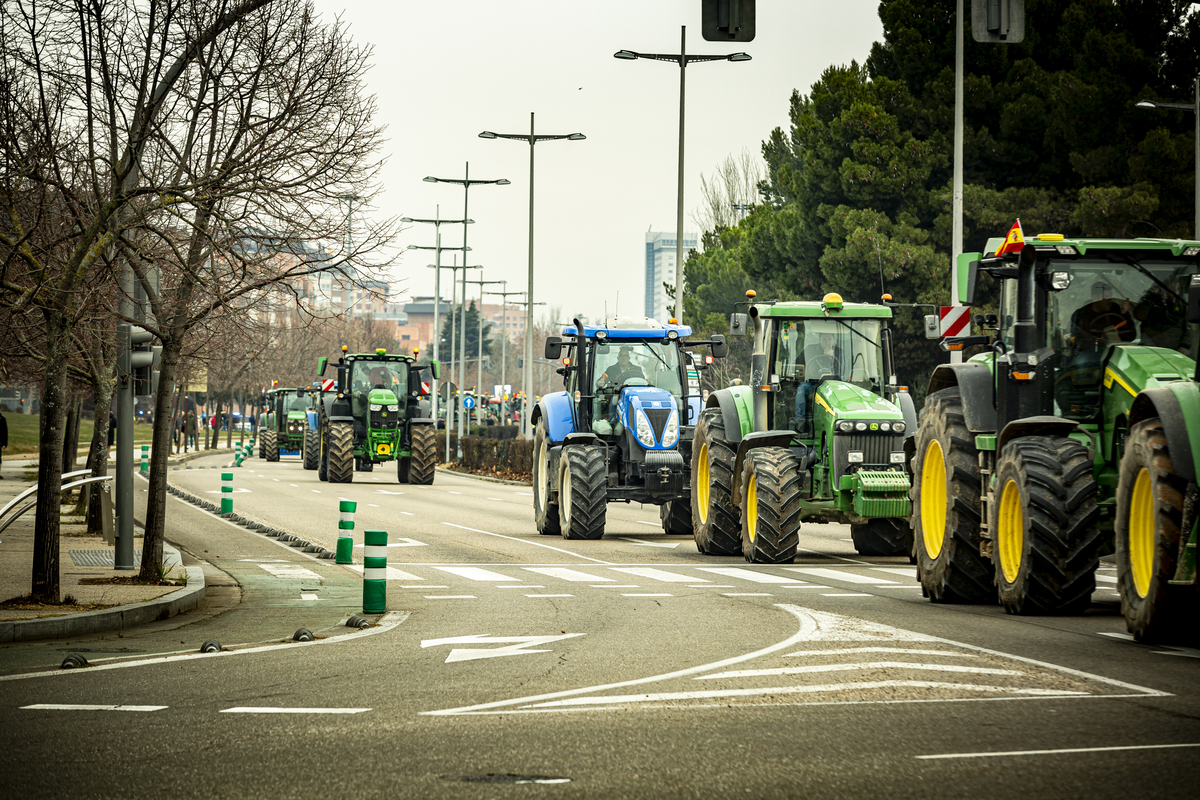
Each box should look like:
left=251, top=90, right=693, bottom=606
left=285, top=395, right=309, bottom=413
left=592, top=339, right=683, bottom=396
left=772, top=318, right=885, bottom=433
left=350, top=361, right=408, bottom=416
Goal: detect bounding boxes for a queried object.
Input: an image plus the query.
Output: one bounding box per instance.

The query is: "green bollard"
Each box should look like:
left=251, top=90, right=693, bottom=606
left=140, top=445, right=149, bottom=474
left=362, top=529, right=387, bottom=614
left=221, top=472, right=233, bottom=514
left=336, top=500, right=356, bottom=564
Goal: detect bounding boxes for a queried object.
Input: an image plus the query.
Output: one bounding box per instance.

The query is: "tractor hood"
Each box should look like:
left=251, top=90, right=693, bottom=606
left=618, top=386, right=681, bottom=450
left=367, top=387, right=400, bottom=407
left=816, top=381, right=903, bottom=420
left=1104, top=345, right=1196, bottom=397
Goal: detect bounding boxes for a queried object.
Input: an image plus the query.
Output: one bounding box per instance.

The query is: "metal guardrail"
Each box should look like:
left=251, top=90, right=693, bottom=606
left=0, top=473, right=114, bottom=537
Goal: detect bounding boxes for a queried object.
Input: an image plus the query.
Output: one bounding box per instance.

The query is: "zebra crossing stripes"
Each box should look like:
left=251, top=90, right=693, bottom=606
left=611, top=567, right=706, bottom=583
left=435, top=566, right=523, bottom=582
left=525, top=567, right=614, bottom=582
left=784, top=568, right=897, bottom=584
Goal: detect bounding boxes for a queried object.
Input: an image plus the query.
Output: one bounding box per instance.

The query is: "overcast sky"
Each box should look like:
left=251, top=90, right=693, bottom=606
left=310, top=0, right=884, bottom=326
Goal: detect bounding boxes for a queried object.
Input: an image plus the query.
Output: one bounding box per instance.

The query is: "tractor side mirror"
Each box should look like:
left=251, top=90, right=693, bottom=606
left=317, top=357, right=328, bottom=377
left=729, top=313, right=748, bottom=336
left=296, top=389, right=305, bottom=397
left=545, top=337, right=563, bottom=360
left=923, top=314, right=940, bottom=339
left=957, top=256, right=980, bottom=305
left=430, top=359, right=441, bottom=380
left=1188, top=274, right=1200, bottom=324
left=710, top=334, right=728, bottom=358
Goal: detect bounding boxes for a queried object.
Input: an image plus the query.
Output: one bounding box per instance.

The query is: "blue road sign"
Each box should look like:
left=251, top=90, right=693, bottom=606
left=463, top=396, right=475, bottom=409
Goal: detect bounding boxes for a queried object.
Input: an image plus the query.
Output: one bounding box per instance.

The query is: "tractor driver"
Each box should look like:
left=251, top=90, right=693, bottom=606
left=793, top=331, right=843, bottom=433
left=1071, top=281, right=1137, bottom=347
left=597, top=346, right=645, bottom=390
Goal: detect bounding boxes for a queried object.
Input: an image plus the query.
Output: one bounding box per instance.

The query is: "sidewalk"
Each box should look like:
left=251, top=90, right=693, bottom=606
left=0, top=440, right=246, bottom=642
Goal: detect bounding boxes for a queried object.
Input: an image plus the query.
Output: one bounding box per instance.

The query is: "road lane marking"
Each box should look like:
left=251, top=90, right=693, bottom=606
left=1095, top=575, right=1117, bottom=583
left=514, top=492, right=534, bottom=496
left=785, top=568, right=897, bottom=584
left=594, top=584, right=639, bottom=588
left=699, top=662, right=1022, bottom=680
left=368, top=503, right=380, bottom=507
left=527, top=594, right=573, bottom=598
left=635, top=521, right=660, bottom=526
left=402, top=585, right=447, bottom=588
left=348, top=565, right=425, bottom=581
left=425, top=595, right=477, bottom=599
left=502, top=585, right=543, bottom=589
left=619, top=538, right=680, bottom=549
left=422, top=633, right=584, bottom=663
left=442, top=523, right=613, bottom=565
left=525, top=567, right=612, bottom=582
left=22, top=704, right=167, bottom=712
left=871, top=567, right=918, bottom=578
left=401, top=511, right=415, bottom=516
left=259, top=564, right=322, bottom=580
left=221, top=707, right=371, bottom=714
left=311, top=490, right=321, bottom=493
left=488, top=497, right=504, bottom=501
left=785, top=585, right=831, bottom=589
left=784, top=648, right=978, bottom=658
left=822, top=593, right=872, bottom=597
left=435, top=566, right=521, bottom=582
left=623, top=593, right=672, bottom=597
left=610, top=567, right=703, bottom=583
left=300, top=593, right=318, bottom=601
left=289, top=484, right=298, bottom=487
left=696, top=567, right=801, bottom=584
left=353, top=538, right=427, bottom=548
left=917, top=743, right=1200, bottom=760
left=722, top=593, right=773, bottom=597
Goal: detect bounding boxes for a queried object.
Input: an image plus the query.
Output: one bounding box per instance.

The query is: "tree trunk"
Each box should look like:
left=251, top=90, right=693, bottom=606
left=81, top=368, right=117, bottom=530
left=209, top=395, right=224, bottom=449
left=61, top=391, right=81, bottom=473
left=32, top=312, right=72, bottom=602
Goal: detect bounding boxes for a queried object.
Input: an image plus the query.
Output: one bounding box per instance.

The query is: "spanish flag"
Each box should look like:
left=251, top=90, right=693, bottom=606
left=994, top=219, right=1024, bottom=256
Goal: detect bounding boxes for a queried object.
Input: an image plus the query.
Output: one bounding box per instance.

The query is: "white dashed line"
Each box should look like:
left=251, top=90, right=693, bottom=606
left=526, top=594, right=573, bottom=598
left=821, top=593, right=872, bottom=597
left=623, top=593, right=672, bottom=597
left=722, top=593, right=773, bottom=597
left=424, top=595, right=477, bottom=599
left=22, top=704, right=167, bottom=712
left=221, top=707, right=370, bottom=714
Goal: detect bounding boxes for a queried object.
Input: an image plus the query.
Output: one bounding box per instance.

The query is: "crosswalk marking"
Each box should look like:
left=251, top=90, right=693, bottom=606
left=611, top=567, right=706, bottom=583
left=259, top=564, right=321, bottom=580
left=348, top=565, right=426, bottom=581
left=786, top=567, right=896, bottom=584
left=525, top=567, right=611, bottom=582
left=435, top=566, right=522, bottom=582
left=871, top=567, right=919, bottom=578
left=696, top=567, right=802, bottom=584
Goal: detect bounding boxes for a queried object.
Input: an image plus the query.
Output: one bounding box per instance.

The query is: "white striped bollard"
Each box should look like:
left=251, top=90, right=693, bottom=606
left=335, top=500, right=356, bottom=564
left=140, top=445, right=149, bottom=474
left=221, top=472, right=233, bottom=515
left=363, top=529, right=387, bottom=614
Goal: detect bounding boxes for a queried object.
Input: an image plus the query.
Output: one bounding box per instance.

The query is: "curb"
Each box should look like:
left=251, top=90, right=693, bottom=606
left=435, top=466, right=531, bottom=487
left=0, top=544, right=204, bottom=644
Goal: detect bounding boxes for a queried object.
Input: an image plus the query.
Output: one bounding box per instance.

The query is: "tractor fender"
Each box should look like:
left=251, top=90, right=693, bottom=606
left=997, top=416, right=1079, bottom=454
left=564, top=432, right=601, bottom=447
left=897, top=389, right=918, bottom=439
left=731, top=430, right=800, bottom=505
left=1130, top=386, right=1198, bottom=484
left=409, top=418, right=435, bottom=425
left=704, top=386, right=754, bottom=445
left=306, top=410, right=318, bottom=431
left=927, top=362, right=996, bottom=433
left=533, top=392, right=576, bottom=443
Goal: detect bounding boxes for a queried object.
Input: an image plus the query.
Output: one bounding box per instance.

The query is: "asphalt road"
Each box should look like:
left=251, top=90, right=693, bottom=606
left=1, top=450, right=1198, bottom=799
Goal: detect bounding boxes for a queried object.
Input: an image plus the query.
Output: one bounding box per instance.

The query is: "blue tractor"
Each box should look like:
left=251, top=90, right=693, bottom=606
left=532, top=317, right=728, bottom=539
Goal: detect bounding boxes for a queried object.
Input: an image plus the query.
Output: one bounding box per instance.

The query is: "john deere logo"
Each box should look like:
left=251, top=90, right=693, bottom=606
left=377, top=444, right=391, bottom=455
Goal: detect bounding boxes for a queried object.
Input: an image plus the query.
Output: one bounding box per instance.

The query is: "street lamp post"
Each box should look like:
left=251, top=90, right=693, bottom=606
left=483, top=282, right=526, bottom=421
left=424, top=165, right=509, bottom=453
left=615, top=27, right=750, bottom=325
left=464, top=273, right=504, bottom=427
left=497, top=294, right=545, bottom=428
left=479, top=113, right=586, bottom=439
left=1137, top=76, right=1200, bottom=238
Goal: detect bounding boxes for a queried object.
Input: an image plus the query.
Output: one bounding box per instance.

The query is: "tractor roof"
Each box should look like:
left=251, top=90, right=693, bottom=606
left=561, top=317, right=692, bottom=339
left=983, top=234, right=1200, bottom=258
left=344, top=350, right=414, bottom=363
left=757, top=301, right=893, bottom=319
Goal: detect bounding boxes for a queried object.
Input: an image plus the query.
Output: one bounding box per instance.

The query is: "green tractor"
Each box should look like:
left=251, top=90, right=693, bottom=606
left=301, top=380, right=331, bottom=471
left=316, top=347, right=439, bottom=484
left=259, top=384, right=310, bottom=462
left=693, top=291, right=917, bottom=563
left=910, top=233, right=1199, bottom=637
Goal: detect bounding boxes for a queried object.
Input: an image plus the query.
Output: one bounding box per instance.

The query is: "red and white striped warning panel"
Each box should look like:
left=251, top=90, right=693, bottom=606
left=420, top=381, right=431, bottom=395
left=321, top=378, right=336, bottom=392
left=939, top=306, right=972, bottom=337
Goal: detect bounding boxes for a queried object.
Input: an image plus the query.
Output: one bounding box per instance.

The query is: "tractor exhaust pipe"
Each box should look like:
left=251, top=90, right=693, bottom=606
left=749, top=301, right=768, bottom=433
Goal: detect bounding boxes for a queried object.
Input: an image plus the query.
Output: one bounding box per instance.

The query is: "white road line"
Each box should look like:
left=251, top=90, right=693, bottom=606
left=401, top=511, right=415, bottom=516
left=449, top=491, right=463, bottom=495
left=289, top=484, right=298, bottom=487
left=368, top=503, right=380, bottom=507
left=623, top=593, right=672, bottom=597
left=425, top=595, right=477, bottom=599
left=502, top=585, right=543, bottom=589
left=872, top=567, right=918, bottom=578
left=595, top=585, right=640, bottom=588
left=822, top=593, right=872, bottom=597
left=435, top=566, right=521, bottom=582
left=514, top=492, right=534, bottom=496
left=635, top=520, right=660, bottom=526
left=259, top=564, right=322, bottom=580
left=699, top=662, right=1022, bottom=680
left=401, top=585, right=447, bottom=589
left=1095, top=575, right=1118, bottom=583
left=785, top=585, right=831, bottom=589
left=348, top=565, right=426, bottom=581
left=300, top=593, right=318, bottom=601
left=784, top=648, right=978, bottom=658
left=611, top=567, right=701, bottom=583
left=311, top=490, right=321, bottom=493
left=696, top=567, right=801, bottom=584
left=526, top=594, right=573, bottom=598
left=786, top=568, right=897, bottom=584
left=1098, top=632, right=1136, bottom=641
left=723, top=593, right=773, bottom=597
left=221, top=707, right=370, bottom=714
left=525, top=567, right=612, bottom=582
left=442, top=522, right=613, bottom=565
left=22, top=704, right=167, bottom=712
left=917, top=742, right=1200, bottom=760
left=488, top=497, right=504, bottom=501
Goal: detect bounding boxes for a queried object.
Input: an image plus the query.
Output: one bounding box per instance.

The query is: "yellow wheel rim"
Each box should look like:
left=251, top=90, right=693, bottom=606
left=997, top=478, right=1024, bottom=584
left=1129, top=467, right=1155, bottom=599
left=746, top=472, right=758, bottom=543
left=696, top=443, right=710, bottom=524
left=920, top=439, right=947, bottom=558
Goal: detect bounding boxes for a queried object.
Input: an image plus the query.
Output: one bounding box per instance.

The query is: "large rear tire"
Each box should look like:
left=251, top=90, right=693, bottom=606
left=692, top=408, right=741, bottom=555
left=327, top=421, right=355, bottom=483
left=660, top=499, right=692, bottom=535
left=1116, top=418, right=1195, bottom=641
left=739, top=447, right=801, bottom=563
left=991, top=436, right=1101, bottom=615
left=910, top=388, right=994, bottom=603
left=407, top=423, right=436, bottom=485
left=533, top=423, right=561, bottom=535
left=850, top=518, right=910, bottom=557
left=318, top=425, right=329, bottom=482
left=263, top=430, right=279, bottom=463
left=303, top=429, right=319, bottom=470
left=559, top=443, right=607, bottom=540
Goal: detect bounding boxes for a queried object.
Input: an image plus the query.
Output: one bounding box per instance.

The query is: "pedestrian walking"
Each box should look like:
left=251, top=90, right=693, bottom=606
left=0, top=406, right=8, bottom=479
left=186, top=410, right=198, bottom=450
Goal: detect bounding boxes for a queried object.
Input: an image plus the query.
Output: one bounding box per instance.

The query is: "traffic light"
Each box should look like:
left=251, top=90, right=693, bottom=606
left=129, top=326, right=162, bottom=396
left=702, top=0, right=754, bottom=42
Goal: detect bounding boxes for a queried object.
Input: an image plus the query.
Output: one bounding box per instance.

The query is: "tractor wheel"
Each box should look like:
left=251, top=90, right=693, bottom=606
left=258, top=435, right=265, bottom=458
left=739, top=447, right=801, bottom=564
left=326, top=421, right=355, bottom=483
left=533, top=423, right=561, bottom=535
left=660, top=499, right=692, bottom=535
left=692, top=409, right=741, bottom=555
left=318, top=425, right=329, bottom=481
left=1116, top=418, right=1196, bottom=641
left=263, top=430, right=280, bottom=462
left=910, top=388, right=994, bottom=603
left=991, top=436, right=1101, bottom=615
left=303, top=429, right=319, bottom=470
left=397, top=457, right=411, bottom=483
left=850, top=518, right=911, bottom=557
left=558, top=443, right=607, bottom=540
left=407, top=424, right=437, bottom=485
left=357, top=458, right=374, bottom=473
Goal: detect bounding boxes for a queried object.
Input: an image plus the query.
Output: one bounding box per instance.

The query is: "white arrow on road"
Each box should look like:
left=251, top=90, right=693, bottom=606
left=421, top=633, right=584, bottom=663
left=618, top=537, right=680, bottom=549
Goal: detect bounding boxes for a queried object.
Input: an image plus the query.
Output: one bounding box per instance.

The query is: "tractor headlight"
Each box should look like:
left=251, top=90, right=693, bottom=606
left=879, top=421, right=891, bottom=432
left=838, top=421, right=854, bottom=432
left=661, top=410, right=679, bottom=448
left=847, top=451, right=864, bottom=463
left=890, top=452, right=906, bottom=464
left=855, top=421, right=868, bottom=431
left=635, top=410, right=656, bottom=448
left=369, top=404, right=381, bottom=412
left=387, top=404, right=400, bottom=412
left=892, top=422, right=906, bottom=434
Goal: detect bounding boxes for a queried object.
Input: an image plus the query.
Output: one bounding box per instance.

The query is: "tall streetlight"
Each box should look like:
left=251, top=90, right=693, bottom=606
left=615, top=28, right=750, bottom=324
left=483, top=281, right=526, bottom=418
left=479, top=113, right=586, bottom=439
left=1137, top=76, right=1200, bottom=238
left=464, top=273, right=504, bottom=427
left=497, top=294, right=545, bottom=428
left=424, top=165, right=509, bottom=451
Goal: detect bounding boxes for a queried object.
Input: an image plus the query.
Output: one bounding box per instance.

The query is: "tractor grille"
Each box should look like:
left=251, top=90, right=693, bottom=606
left=832, top=432, right=903, bottom=484
left=644, top=408, right=671, bottom=439
left=371, top=408, right=400, bottom=429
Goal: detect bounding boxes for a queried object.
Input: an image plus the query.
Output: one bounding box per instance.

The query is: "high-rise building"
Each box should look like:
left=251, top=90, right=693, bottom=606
left=645, top=229, right=697, bottom=322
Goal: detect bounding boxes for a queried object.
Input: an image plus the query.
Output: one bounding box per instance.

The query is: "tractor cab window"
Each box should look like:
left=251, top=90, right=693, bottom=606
left=285, top=395, right=309, bottom=413
left=350, top=361, right=408, bottom=416
left=590, top=339, right=683, bottom=430
left=772, top=319, right=885, bottom=434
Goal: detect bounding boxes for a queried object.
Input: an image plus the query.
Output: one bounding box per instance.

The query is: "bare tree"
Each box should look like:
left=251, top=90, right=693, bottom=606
left=690, top=148, right=764, bottom=235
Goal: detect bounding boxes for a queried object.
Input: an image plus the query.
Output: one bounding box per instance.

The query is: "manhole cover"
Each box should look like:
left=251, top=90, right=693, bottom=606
left=439, top=774, right=571, bottom=785
left=68, top=550, right=142, bottom=567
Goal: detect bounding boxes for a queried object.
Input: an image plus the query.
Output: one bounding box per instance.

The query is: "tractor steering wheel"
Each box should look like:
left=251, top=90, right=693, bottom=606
left=808, top=353, right=839, bottom=380
left=1083, top=311, right=1129, bottom=339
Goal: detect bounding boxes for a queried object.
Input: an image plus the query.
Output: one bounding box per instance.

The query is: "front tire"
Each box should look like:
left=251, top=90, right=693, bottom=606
left=850, top=518, right=911, bottom=557
left=263, top=430, right=279, bottom=462
left=660, top=499, right=692, bottom=535
left=533, top=423, right=561, bottom=535
left=692, top=408, right=741, bottom=555
left=1116, top=418, right=1194, bottom=641
left=910, top=388, right=994, bottom=603
left=408, top=424, right=437, bottom=485
left=327, top=421, right=355, bottom=483
left=559, top=444, right=607, bottom=540
left=303, top=429, right=319, bottom=470
left=740, top=448, right=801, bottom=563
left=991, top=436, right=1101, bottom=615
